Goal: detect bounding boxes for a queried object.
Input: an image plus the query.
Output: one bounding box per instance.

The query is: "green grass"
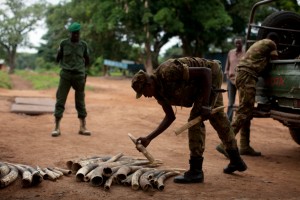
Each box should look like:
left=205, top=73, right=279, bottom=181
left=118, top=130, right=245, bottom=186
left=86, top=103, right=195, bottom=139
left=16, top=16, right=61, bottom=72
left=15, top=70, right=60, bottom=90
left=35, top=67, right=61, bottom=75
left=0, top=71, right=13, bottom=89
left=15, top=70, right=95, bottom=91
left=110, top=72, right=124, bottom=76
left=85, top=86, right=95, bottom=91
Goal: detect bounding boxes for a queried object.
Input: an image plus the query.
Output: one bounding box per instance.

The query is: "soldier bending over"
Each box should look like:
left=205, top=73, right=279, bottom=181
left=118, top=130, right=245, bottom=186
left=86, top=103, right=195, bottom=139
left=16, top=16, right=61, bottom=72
left=217, top=32, right=279, bottom=157
left=131, top=57, right=247, bottom=184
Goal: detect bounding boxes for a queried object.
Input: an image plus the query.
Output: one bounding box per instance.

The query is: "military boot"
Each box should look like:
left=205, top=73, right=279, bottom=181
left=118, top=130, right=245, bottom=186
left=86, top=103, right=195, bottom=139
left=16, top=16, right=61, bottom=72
left=223, top=147, right=247, bottom=174
left=238, top=121, right=261, bottom=156
left=239, top=139, right=261, bottom=156
left=78, top=118, right=91, bottom=136
left=216, top=142, right=229, bottom=158
left=51, top=117, right=61, bottom=137
left=173, top=156, right=204, bottom=184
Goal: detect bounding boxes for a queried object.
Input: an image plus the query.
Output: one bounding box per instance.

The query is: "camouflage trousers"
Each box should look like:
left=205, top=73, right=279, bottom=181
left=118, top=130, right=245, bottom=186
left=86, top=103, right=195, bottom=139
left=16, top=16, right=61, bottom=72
left=188, top=64, right=237, bottom=157
left=231, top=71, right=257, bottom=135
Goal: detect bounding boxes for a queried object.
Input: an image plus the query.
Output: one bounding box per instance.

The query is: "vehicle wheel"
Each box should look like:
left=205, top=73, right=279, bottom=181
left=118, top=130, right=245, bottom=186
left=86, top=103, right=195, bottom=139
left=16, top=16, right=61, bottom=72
left=288, top=127, right=300, bottom=145
left=257, top=11, right=300, bottom=59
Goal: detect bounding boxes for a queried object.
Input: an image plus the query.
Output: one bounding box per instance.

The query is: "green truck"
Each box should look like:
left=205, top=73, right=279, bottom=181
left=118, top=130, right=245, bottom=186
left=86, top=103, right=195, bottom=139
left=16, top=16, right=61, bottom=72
left=234, top=0, right=300, bottom=145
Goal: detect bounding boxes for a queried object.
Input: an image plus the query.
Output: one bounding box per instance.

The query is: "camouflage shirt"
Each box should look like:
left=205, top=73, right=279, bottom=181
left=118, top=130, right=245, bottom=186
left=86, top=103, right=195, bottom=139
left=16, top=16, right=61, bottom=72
left=237, top=39, right=278, bottom=78
left=152, top=57, right=220, bottom=107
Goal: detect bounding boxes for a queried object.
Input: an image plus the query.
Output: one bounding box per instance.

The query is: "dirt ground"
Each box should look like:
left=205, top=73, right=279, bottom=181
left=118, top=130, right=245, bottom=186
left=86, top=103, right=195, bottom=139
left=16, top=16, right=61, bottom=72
left=0, top=75, right=300, bottom=200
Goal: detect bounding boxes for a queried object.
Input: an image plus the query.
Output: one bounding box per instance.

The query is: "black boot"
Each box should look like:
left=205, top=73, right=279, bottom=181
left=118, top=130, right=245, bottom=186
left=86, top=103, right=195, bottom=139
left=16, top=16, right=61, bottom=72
left=223, top=147, right=247, bottom=174
left=173, top=156, right=204, bottom=184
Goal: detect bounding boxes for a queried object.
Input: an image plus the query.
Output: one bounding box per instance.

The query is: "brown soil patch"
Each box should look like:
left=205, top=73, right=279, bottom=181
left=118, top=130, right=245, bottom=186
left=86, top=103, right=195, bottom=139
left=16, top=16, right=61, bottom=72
left=9, top=74, right=34, bottom=90
left=0, top=76, right=299, bottom=199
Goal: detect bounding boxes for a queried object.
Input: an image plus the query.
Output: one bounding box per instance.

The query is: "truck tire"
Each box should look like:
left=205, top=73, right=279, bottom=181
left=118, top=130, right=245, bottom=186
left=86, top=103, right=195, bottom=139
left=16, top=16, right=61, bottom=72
left=289, top=127, right=300, bottom=145
left=257, top=11, right=300, bottom=59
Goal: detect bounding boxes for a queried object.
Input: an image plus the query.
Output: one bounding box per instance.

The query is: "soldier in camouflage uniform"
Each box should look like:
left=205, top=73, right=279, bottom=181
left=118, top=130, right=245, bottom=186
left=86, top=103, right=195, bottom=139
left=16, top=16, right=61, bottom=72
left=131, top=57, right=247, bottom=184
left=216, top=32, right=279, bottom=157
left=51, top=22, right=91, bottom=137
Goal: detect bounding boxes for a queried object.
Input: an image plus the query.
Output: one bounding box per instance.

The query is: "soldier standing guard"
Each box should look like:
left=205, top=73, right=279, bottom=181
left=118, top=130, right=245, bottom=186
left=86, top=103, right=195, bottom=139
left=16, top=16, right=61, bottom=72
left=131, top=57, right=247, bottom=184
left=51, top=22, right=91, bottom=137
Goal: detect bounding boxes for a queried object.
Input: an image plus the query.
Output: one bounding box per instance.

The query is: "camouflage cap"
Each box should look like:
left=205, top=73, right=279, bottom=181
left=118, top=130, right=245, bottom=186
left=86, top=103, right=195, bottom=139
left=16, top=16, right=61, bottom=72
left=131, top=70, right=150, bottom=99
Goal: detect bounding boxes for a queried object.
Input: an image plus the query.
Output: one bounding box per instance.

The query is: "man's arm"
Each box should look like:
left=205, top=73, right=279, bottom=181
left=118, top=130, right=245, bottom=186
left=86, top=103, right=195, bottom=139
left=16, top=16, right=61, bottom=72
left=84, top=55, right=90, bottom=67
left=188, top=67, right=212, bottom=121
left=225, top=53, right=230, bottom=79
left=83, top=43, right=90, bottom=67
left=55, top=52, right=62, bottom=63
left=56, top=42, right=63, bottom=63
left=135, top=104, right=176, bottom=148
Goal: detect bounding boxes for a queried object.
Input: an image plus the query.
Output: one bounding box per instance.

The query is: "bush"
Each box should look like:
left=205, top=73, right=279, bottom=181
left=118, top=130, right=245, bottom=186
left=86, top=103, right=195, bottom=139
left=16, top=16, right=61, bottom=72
left=0, top=71, right=12, bottom=89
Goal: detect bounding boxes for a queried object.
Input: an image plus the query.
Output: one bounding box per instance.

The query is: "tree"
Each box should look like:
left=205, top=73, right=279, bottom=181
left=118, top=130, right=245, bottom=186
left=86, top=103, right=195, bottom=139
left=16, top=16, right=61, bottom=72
left=217, top=0, right=300, bottom=51
left=94, top=0, right=182, bottom=74
left=39, top=0, right=138, bottom=74
left=0, top=0, right=47, bottom=74
left=162, top=0, right=232, bottom=57
left=161, top=45, right=183, bottom=62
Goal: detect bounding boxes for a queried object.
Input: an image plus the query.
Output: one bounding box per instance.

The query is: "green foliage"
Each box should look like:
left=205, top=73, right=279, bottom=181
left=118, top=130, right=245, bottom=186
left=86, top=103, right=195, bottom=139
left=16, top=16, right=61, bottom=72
left=15, top=53, right=38, bottom=70
left=159, top=45, right=183, bottom=64
left=0, top=0, right=48, bottom=74
left=31, top=0, right=300, bottom=77
left=0, top=71, right=12, bottom=89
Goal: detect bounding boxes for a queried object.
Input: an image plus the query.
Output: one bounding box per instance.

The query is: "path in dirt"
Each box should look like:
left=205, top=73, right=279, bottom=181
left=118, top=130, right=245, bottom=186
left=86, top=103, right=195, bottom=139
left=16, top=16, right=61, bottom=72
left=9, top=74, right=34, bottom=90
left=0, top=76, right=299, bottom=200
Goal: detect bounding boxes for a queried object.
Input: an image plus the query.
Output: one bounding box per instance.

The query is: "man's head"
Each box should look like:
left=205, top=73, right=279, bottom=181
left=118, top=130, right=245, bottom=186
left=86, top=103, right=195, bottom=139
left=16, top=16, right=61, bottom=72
left=68, top=22, right=81, bottom=41
left=131, top=70, right=155, bottom=99
left=266, top=32, right=280, bottom=45
left=234, top=36, right=243, bottom=52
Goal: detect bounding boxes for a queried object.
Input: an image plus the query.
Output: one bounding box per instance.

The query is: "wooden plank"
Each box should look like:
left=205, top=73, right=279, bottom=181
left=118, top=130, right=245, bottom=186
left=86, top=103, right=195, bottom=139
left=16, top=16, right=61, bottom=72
left=11, top=104, right=54, bottom=114
left=15, top=97, right=55, bottom=106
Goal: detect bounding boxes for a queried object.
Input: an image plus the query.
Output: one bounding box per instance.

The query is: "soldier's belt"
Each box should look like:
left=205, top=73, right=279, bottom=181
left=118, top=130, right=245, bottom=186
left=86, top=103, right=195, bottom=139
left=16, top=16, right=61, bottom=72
left=62, top=69, right=82, bottom=74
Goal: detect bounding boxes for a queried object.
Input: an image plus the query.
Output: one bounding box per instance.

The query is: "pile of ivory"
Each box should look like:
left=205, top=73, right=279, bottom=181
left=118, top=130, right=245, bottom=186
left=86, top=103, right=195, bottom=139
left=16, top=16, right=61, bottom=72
left=0, top=161, right=71, bottom=188
left=69, top=153, right=185, bottom=191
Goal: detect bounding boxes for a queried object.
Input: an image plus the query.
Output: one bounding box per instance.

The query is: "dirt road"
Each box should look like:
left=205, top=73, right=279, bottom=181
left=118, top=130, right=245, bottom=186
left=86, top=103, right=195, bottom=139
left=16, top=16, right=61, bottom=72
left=0, top=76, right=299, bottom=200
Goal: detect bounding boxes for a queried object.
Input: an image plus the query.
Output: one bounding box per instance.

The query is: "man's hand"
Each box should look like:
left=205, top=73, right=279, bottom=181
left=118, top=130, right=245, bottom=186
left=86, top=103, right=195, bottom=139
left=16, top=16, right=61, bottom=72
left=200, top=107, right=212, bottom=121
left=135, top=137, right=151, bottom=148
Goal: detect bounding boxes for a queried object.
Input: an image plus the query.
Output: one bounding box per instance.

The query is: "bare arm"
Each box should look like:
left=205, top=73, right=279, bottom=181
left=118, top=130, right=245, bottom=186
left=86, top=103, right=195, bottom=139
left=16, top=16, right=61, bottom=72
left=188, top=67, right=212, bottom=106
left=136, top=104, right=176, bottom=148
left=55, top=52, right=62, bottom=63
left=84, top=55, right=90, bottom=67
left=225, top=54, right=230, bottom=75
left=188, top=67, right=212, bottom=121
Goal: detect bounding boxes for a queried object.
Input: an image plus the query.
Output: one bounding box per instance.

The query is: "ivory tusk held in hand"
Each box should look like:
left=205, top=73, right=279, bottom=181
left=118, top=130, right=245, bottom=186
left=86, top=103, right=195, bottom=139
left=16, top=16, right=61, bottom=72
left=175, top=106, right=226, bottom=135
left=128, top=133, right=157, bottom=166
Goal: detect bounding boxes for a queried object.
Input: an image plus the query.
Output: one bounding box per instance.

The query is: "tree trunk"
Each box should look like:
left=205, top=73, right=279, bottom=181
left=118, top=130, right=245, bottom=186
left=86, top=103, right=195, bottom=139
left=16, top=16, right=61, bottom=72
left=139, top=40, right=153, bottom=75
left=8, top=47, right=16, bottom=74
left=153, top=36, right=169, bottom=69
left=179, top=35, right=204, bottom=58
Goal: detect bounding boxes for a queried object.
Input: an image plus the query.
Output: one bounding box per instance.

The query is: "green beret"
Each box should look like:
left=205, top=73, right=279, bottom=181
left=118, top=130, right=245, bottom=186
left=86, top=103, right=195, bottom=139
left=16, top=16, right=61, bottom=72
left=131, top=70, right=150, bottom=99
left=68, top=22, right=82, bottom=32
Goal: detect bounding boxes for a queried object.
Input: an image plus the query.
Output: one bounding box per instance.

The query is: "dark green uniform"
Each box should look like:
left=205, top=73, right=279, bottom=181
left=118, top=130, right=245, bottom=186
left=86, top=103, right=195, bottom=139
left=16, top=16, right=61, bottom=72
left=152, top=57, right=237, bottom=157
left=54, top=38, right=89, bottom=119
